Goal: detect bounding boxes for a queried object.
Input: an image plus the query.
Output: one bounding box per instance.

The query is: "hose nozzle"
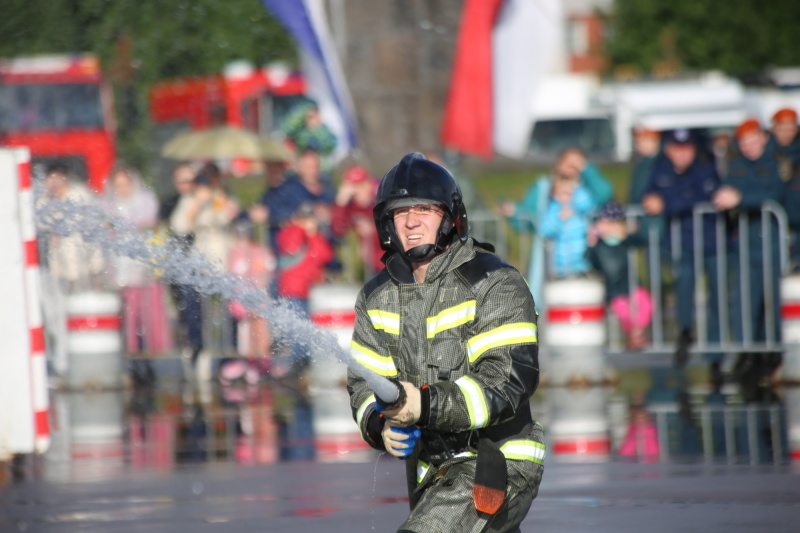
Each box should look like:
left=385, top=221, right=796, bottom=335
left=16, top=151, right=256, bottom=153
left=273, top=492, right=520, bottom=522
left=375, top=378, right=407, bottom=412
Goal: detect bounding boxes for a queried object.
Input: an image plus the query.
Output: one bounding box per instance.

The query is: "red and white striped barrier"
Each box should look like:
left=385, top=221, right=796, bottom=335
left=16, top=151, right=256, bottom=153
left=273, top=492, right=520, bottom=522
left=312, top=388, right=374, bottom=463
left=780, top=275, right=800, bottom=383
left=542, top=277, right=608, bottom=386
left=547, top=387, right=611, bottom=461
left=65, top=291, right=123, bottom=390
left=308, top=283, right=360, bottom=389
left=544, top=278, right=606, bottom=347
left=309, top=284, right=376, bottom=462
left=0, top=148, right=50, bottom=457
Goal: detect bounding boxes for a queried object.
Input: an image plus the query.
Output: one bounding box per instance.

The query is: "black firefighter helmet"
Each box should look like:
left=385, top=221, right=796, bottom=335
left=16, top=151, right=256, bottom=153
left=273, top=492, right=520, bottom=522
left=373, top=152, right=469, bottom=262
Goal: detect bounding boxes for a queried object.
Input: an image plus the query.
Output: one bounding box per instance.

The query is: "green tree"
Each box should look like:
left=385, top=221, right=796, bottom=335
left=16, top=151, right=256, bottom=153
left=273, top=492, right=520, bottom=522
left=0, top=0, right=296, bottom=174
left=607, top=0, right=800, bottom=76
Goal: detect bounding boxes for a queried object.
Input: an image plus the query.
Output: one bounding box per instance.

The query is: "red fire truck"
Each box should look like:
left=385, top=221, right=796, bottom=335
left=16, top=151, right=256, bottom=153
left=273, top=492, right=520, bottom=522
left=149, top=62, right=308, bottom=176
left=0, top=54, right=116, bottom=191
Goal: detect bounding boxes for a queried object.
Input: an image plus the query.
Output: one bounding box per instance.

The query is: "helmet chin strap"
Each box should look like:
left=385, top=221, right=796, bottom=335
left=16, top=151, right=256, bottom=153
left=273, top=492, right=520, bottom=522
left=403, top=243, right=437, bottom=262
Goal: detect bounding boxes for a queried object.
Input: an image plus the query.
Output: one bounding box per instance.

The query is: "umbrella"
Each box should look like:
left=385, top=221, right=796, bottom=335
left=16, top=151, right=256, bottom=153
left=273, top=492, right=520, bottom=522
left=261, top=137, right=294, bottom=163
left=162, top=126, right=263, bottom=160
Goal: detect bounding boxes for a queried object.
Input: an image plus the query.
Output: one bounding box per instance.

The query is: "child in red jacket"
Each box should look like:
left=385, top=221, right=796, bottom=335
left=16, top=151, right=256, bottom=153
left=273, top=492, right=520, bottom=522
left=276, top=202, right=334, bottom=304
left=275, top=202, right=334, bottom=374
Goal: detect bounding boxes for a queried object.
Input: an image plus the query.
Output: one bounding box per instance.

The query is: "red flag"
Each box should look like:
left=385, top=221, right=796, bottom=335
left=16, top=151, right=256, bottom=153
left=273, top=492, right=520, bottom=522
left=440, top=0, right=504, bottom=159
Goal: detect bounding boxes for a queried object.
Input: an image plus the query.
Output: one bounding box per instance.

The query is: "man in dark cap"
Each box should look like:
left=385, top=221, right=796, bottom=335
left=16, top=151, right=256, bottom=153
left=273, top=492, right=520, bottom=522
left=643, top=129, right=723, bottom=376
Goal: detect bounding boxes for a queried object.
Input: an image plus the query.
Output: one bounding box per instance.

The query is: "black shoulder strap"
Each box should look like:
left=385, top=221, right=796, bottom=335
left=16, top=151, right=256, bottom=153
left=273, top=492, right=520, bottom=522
left=364, top=268, right=392, bottom=299
left=456, top=251, right=513, bottom=292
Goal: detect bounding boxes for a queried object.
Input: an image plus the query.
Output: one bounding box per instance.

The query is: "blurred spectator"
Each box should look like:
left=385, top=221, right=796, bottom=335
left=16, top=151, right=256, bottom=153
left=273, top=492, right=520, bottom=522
left=101, top=166, right=172, bottom=361
left=714, top=119, right=787, bottom=402
left=275, top=202, right=334, bottom=370
left=618, top=393, right=659, bottom=461
left=268, top=148, right=336, bottom=238
left=540, top=174, right=595, bottom=278
left=248, top=139, right=294, bottom=252
left=40, top=163, right=105, bottom=292
left=587, top=201, right=651, bottom=350
left=282, top=101, right=337, bottom=158
left=158, top=162, right=196, bottom=224
left=627, top=128, right=665, bottom=287
left=769, top=108, right=800, bottom=268
left=628, top=127, right=661, bottom=205
left=331, top=164, right=383, bottom=278
left=159, top=163, right=204, bottom=367
left=767, top=107, right=800, bottom=163
left=499, top=147, right=612, bottom=305
left=38, top=163, right=105, bottom=377
left=170, top=162, right=239, bottom=269
left=170, top=163, right=238, bottom=369
left=227, top=221, right=276, bottom=364
left=710, top=127, right=736, bottom=179
left=644, top=129, right=722, bottom=370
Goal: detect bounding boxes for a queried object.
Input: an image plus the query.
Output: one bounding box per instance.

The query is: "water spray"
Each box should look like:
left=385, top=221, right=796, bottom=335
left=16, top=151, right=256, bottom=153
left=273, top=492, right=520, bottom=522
left=35, top=194, right=399, bottom=401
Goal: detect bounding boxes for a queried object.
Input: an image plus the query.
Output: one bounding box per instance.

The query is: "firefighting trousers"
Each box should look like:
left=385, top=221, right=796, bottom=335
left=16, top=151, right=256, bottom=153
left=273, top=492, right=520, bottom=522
left=397, top=458, right=544, bottom=533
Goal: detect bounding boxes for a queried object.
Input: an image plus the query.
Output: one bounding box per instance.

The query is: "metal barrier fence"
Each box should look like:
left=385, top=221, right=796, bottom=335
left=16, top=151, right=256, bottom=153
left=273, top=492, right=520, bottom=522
left=468, top=203, right=792, bottom=355
left=34, top=203, right=792, bottom=359
left=616, top=202, right=789, bottom=354
left=647, top=403, right=787, bottom=464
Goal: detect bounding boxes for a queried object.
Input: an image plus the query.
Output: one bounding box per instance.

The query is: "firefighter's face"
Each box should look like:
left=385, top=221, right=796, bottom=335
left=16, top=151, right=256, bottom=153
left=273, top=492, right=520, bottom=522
left=392, top=203, right=445, bottom=253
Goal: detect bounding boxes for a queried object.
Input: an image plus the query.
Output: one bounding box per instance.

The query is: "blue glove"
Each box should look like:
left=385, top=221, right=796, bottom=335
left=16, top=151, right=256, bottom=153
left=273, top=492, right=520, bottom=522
left=388, top=425, right=422, bottom=458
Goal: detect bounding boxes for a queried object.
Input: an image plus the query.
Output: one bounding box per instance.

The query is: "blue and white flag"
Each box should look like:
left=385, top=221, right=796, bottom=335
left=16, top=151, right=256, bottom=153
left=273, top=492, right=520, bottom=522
left=261, top=0, right=358, bottom=160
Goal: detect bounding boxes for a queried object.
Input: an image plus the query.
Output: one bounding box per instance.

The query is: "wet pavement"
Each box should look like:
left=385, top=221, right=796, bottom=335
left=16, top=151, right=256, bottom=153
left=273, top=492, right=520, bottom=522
left=1, top=358, right=799, bottom=532
left=3, top=454, right=798, bottom=532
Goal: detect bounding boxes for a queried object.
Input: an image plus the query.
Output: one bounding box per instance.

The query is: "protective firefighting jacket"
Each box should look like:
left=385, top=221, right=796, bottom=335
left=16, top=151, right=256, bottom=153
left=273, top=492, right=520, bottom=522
left=347, top=237, right=545, bottom=495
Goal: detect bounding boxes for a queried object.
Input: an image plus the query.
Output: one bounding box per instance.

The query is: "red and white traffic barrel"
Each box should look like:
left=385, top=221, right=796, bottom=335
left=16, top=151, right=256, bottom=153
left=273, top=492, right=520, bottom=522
left=547, top=387, right=611, bottom=461
left=66, top=391, right=125, bottom=463
left=311, top=387, right=375, bottom=463
left=66, top=291, right=123, bottom=390
left=308, top=283, right=360, bottom=389
left=0, top=148, right=50, bottom=456
left=542, top=277, right=607, bottom=386
left=308, top=283, right=373, bottom=462
left=780, top=275, right=800, bottom=383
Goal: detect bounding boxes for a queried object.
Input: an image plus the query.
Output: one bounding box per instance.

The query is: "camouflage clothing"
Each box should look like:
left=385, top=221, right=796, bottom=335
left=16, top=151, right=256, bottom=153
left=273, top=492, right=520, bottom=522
left=347, top=238, right=544, bottom=532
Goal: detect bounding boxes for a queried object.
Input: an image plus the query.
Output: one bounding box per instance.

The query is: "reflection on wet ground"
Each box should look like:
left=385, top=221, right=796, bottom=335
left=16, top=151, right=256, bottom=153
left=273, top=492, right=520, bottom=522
left=11, top=356, right=792, bottom=486
left=2, top=356, right=799, bottom=532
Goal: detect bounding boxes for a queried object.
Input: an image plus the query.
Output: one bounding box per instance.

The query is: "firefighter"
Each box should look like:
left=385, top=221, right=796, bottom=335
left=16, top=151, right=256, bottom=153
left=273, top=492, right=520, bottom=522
left=347, top=153, right=544, bottom=532
left=713, top=119, right=788, bottom=402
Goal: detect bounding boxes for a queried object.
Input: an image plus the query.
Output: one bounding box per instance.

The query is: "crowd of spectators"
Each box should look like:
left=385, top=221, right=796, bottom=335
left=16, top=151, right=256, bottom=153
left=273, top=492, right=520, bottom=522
left=36, top=102, right=800, bottom=404
left=499, top=108, right=800, bottom=402
left=38, top=118, right=381, bottom=387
